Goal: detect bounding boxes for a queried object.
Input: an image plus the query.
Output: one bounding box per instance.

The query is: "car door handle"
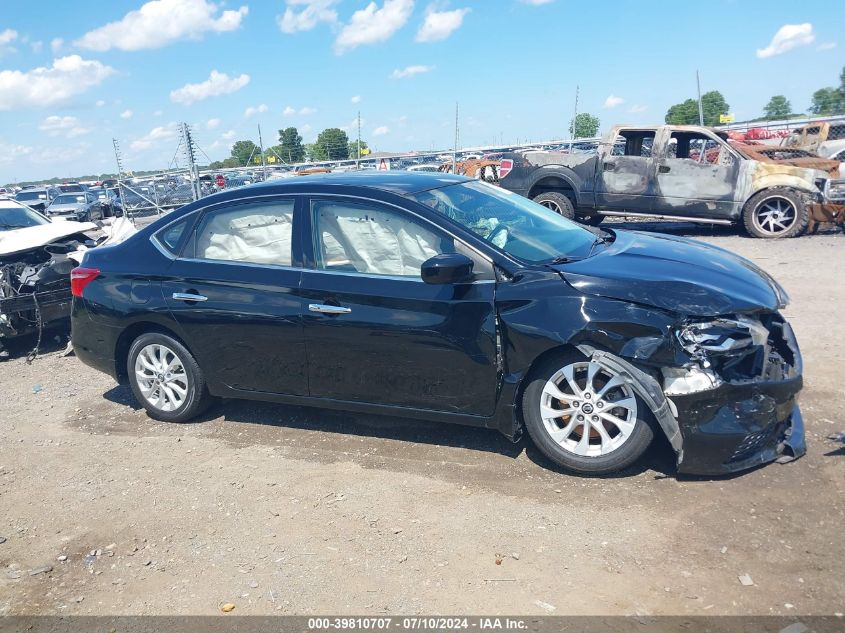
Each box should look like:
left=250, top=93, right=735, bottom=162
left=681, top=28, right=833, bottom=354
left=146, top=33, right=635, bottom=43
left=172, top=292, right=208, bottom=302
left=658, top=165, right=671, bottom=173
left=309, top=303, right=352, bottom=314
left=603, top=162, right=616, bottom=171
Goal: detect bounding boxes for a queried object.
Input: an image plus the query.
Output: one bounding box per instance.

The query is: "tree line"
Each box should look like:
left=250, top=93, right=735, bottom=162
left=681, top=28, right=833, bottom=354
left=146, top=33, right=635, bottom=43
left=208, top=127, right=370, bottom=169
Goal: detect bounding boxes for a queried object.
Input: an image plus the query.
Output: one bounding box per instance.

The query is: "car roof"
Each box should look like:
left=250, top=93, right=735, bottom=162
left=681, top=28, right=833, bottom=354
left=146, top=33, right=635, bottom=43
left=241, top=170, right=469, bottom=196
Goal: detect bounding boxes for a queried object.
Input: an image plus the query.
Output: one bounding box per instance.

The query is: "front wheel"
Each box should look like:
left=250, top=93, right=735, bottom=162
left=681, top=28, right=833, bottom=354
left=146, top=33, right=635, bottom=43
left=742, top=188, right=808, bottom=238
left=522, top=354, right=654, bottom=474
left=127, top=332, right=213, bottom=423
left=532, top=191, right=575, bottom=219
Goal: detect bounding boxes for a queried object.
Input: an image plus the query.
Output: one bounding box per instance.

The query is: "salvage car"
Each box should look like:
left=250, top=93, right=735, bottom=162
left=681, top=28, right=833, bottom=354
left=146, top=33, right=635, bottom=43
left=499, top=124, right=845, bottom=238
left=0, top=200, right=96, bottom=359
left=71, top=172, right=804, bottom=476
left=47, top=192, right=106, bottom=222
left=14, top=187, right=61, bottom=213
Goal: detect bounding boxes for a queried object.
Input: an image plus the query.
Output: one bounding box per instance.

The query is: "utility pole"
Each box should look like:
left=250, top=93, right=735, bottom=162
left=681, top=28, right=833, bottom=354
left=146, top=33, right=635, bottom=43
left=181, top=122, right=200, bottom=203
left=696, top=70, right=704, bottom=126
left=357, top=110, right=361, bottom=170
left=257, top=124, right=267, bottom=180
left=112, top=138, right=128, bottom=220
left=452, top=102, right=459, bottom=175
left=572, top=84, right=580, bottom=139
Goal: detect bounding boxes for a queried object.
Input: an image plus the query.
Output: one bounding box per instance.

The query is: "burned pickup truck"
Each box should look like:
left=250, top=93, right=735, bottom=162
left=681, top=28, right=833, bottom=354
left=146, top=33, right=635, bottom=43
left=499, top=124, right=845, bottom=238
left=0, top=200, right=97, bottom=359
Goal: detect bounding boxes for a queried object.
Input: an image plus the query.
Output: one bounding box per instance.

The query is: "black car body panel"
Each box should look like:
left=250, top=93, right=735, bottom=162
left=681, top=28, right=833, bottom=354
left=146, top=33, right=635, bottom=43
left=71, top=172, right=805, bottom=475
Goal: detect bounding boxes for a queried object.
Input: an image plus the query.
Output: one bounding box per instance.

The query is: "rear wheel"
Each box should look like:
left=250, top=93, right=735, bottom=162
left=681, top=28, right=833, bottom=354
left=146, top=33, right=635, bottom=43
left=532, top=191, right=575, bottom=219
left=742, top=188, right=808, bottom=238
left=522, top=353, right=654, bottom=474
left=127, top=332, right=213, bottom=423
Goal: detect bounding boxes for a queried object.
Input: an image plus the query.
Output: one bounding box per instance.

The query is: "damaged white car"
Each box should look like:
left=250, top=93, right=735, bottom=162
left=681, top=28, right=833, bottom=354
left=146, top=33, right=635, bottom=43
left=0, top=200, right=98, bottom=359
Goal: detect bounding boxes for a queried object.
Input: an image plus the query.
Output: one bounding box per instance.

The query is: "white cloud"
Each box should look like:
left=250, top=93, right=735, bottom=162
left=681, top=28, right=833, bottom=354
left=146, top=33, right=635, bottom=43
left=301, top=123, right=312, bottom=134
left=373, top=125, right=390, bottom=136
left=206, top=117, right=220, bottom=129
left=0, top=140, right=33, bottom=163
left=0, top=29, right=18, bottom=56
left=278, top=0, right=338, bottom=33
left=390, top=64, right=434, bottom=79
left=130, top=123, right=179, bottom=151
left=170, top=70, right=249, bottom=105
left=75, top=0, right=248, bottom=51
left=334, top=0, right=414, bottom=54
left=603, top=94, right=625, bottom=108
left=244, top=103, right=269, bottom=118
left=120, top=109, right=133, bottom=119
left=416, top=6, right=470, bottom=43
left=50, top=38, right=63, bottom=54
left=221, top=129, right=236, bottom=139
left=283, top=105, right=316, bottom=116
left=30, top=40, right=43, bottom=53
left=153, top=109, right=163, bottom=116
left=756, top=23, right=815, bottom=58
left=817, top=41, right=837, bottom=51
left=521, top=0, right=555, bottom=4
left=39, top=115, right=91, bottom=138
left=628, top=104, right=647, bottom=113
left=0, top=55, right=115, bottom=111
left=351, top=95, right=361, bottom=104
left=96, top=99, right=105, bottom=107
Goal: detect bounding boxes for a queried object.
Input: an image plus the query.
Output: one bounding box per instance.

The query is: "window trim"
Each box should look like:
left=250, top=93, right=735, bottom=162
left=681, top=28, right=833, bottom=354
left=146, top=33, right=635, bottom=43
left=306, top=194, right=495, bottom=282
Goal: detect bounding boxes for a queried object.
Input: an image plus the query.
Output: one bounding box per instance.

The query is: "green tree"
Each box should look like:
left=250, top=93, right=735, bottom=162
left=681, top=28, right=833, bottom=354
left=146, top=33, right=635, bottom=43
left=348, top=138, right=369, bottom=159
left=313, top=128, right=350, bottom=160
left=277, top=127, right=305, bottom=163
left=665, top=90, right=729, bottom=126
left=763, top=95, right=791, bottom=120
left=569, top=112, right=600, bottom=138
left=230, top=140, right=260, bottom=166
left=809, top=87, right=845, bottom=115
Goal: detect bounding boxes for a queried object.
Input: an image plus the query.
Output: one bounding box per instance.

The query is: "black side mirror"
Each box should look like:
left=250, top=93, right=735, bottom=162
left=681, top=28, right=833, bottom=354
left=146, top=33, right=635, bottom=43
left=421, top=253, right=474, bottom=285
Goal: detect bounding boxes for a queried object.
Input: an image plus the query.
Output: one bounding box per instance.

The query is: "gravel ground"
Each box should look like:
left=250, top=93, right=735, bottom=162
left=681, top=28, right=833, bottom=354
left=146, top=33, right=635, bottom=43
left=0, top=223, right=843, bottom=616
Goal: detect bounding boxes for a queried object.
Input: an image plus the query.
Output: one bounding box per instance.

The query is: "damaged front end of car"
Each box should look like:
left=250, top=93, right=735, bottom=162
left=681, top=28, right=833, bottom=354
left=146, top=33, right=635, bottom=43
left=0, top=238, right=88, bottom=359
left=659, top=310, right=805, bottom=475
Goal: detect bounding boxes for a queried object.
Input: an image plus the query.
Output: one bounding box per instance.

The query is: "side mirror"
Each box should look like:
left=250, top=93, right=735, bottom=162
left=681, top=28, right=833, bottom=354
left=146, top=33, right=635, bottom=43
left=421, top=253, right=474, bottom=285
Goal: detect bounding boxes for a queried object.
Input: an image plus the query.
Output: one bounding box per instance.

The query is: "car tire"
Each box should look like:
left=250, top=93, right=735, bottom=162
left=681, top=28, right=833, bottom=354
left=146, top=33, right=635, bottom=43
left=532, top=192, right=576, bottom=219
left=742, top=188, right=808, bottom=238
left=521, top=352, right=654, bottom=475
left=127, top=332, right=213, bottom=423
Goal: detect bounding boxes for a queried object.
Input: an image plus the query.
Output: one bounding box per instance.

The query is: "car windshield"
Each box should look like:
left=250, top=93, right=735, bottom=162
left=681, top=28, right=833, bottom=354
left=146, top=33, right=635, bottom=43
left=408, top=180, right=596, bottom=262
left=15, top=191, right=47, bottom=201
left=0, top=205, right=50, bottom=230
left=53, top=194, right=85, bottom=205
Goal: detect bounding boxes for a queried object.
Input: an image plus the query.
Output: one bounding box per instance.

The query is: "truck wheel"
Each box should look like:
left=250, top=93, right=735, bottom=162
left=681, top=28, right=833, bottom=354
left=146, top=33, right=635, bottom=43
left=533, top=192, right=575, bottom=219
left=742, top=188, right=808, bottom=238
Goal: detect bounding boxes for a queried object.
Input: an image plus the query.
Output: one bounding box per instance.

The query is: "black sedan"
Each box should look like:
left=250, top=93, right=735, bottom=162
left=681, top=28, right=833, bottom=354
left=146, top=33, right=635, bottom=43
left=70, top=172, right=805, bottom=476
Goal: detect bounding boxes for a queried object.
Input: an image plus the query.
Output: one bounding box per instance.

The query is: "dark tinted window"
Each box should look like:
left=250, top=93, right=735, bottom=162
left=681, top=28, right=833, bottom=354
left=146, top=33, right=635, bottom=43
left=158, top=217, right=191, bottom=254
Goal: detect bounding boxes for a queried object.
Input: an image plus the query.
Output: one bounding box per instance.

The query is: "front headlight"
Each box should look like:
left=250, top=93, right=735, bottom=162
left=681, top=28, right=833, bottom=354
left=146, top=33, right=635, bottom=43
left=676, top=315, right=769, bottom=355
left=824, top=178, right=845, bottom=202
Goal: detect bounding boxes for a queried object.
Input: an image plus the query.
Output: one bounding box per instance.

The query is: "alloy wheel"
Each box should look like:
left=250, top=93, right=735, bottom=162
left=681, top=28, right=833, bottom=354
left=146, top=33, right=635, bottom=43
left=134, top=343, right=189, bottom=412
left=539, top=200, right=562, bottom=213
left=539, top=361, right=638, bottom=457
left=753, top=197, right=797, bottom=236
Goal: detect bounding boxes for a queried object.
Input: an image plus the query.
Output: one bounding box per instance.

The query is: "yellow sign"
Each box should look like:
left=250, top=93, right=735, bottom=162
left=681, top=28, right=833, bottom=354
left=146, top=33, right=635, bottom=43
left=719, top=113, right=735, bottom=124
left=361, top=147, right=371, bottom=155
left=267, top=155, right=277, bottom=163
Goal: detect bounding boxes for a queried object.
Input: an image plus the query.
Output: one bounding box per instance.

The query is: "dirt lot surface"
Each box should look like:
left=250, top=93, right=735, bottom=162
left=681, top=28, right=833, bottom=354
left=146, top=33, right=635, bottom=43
left=1, top=223, right=844, bottom=617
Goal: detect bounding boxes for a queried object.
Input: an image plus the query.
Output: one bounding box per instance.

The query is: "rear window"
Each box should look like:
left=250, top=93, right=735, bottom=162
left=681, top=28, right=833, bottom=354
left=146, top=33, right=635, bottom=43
left=157, top=217, right=191, bottom=254
left=16, top=191, right=46, bottom=201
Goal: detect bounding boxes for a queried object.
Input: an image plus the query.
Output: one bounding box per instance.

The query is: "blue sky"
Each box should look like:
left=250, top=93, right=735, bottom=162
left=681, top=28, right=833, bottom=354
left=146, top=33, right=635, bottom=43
left=1, top=0, right=843, bottom=183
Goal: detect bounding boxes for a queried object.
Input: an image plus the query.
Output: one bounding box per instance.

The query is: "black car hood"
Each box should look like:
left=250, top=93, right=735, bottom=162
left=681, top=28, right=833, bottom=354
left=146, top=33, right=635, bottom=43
left=553, top=230, right=786, bottom=317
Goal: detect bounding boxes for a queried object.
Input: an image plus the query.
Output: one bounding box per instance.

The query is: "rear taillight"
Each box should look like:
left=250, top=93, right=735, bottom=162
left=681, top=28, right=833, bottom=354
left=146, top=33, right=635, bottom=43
left=70, top=267, right=100, bottom=297
left=499, top=158, right=514, bottom=179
